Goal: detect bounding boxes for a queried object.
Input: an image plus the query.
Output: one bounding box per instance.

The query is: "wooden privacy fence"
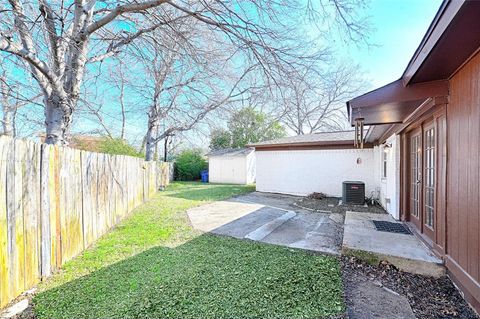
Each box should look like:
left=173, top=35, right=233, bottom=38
left=0, top=136, right=170, bottom=308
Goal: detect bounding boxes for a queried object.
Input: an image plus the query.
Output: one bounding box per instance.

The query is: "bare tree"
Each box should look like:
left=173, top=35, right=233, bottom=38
left=279, top=62, right=366, bottom=135
left=138, top=42, right=253, bottom=160
left=131, top=22, right=256, bottom=160
left=0, top=61, right=41, bottom=136
left=0, top=77, right=18, bottom=136
left=0, top=0, right=369, bottom=145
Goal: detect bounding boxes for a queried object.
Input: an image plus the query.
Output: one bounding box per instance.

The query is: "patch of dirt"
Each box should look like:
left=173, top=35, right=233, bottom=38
left=306, top=192, right=327, bottom=200
left=0, top=293, right=36, bottom=319
left=341, top=256, right=479, bottom=319
left=295, top=197, right=387, bottom=215
left=296, top=197, right=339, bottom=212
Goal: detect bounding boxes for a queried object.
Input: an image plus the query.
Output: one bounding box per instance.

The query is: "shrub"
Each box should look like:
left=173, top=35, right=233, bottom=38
left=98, top=138, right=144, bottom=158
left=209, top=128, right=232, bottom=150
left=175, top=149, right=207, bottom=181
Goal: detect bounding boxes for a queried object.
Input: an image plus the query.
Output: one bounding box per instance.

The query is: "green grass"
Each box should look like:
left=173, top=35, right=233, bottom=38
left=33, top=182, right=344, bottom=319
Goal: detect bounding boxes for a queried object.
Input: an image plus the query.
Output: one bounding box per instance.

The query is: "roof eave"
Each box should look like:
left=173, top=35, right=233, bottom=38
left=347, top=79, right=449, bottom=125
left=251, top=140, right=355, bottom=149
left=402, top=0, right=464, bottom=86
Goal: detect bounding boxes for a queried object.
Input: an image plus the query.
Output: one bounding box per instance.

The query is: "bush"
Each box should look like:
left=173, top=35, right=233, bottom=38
left=98, top=138, right=144, bottom=158
left=175, top=149, right=207, bottom=181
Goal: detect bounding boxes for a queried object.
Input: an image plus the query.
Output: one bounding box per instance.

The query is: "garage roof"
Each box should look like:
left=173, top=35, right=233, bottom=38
left=248, top=131, right=367, bottom=150
left=206, top=148, right=254, bottom=157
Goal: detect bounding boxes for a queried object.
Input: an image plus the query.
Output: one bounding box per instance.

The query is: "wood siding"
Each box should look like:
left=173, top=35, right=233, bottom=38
left=434, top=110, right=447, bottom=255
left=447, top=51, right=480, bottom=305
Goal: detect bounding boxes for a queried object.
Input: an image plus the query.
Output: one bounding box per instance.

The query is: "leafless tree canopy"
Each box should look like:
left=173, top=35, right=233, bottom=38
left=0, top=59, right=42, bottom=136
left=279, top=62, right=366, bottom=135
left=0, top=0, right=370, bottom=151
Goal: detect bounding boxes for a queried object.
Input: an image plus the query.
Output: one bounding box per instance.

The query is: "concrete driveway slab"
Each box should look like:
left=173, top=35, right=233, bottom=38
left=211, top=206, right=287, bottom=239
left=244, top=211, right=296, bottom=241
left=187, top=200, right=265, bottom=233
left=262, top=211, right=343, bottom=255
left=187, top=192, right=343, bottom=255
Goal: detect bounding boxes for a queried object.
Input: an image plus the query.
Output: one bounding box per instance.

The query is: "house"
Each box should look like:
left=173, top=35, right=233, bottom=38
left=38, top=133, right=104, bottom=152
left=206, top=148, right=255, bottom=184
left=249, top=131, right=375, bottom=198
left=347, top=0, right=480, bottom=311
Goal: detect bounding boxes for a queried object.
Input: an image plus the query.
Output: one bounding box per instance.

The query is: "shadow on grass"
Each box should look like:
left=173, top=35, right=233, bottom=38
left=165, top=182, right=255, bottom=202
left=33, top=234, right=344, bottom=319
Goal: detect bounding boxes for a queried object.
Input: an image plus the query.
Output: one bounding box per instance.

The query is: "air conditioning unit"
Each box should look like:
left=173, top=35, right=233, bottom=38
left=342, top=181, right=365, bottom=205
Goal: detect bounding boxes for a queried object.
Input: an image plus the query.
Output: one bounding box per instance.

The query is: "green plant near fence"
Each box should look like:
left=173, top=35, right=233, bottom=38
left=174, top=149, right=207, bottom=181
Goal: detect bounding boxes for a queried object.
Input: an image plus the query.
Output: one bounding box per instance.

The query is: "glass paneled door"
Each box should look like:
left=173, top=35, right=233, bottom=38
left=407, top=122, right=436, bottom=241
left=422, top=122, right=435, bottom=240
left=409, top=128, right=422, bottom=231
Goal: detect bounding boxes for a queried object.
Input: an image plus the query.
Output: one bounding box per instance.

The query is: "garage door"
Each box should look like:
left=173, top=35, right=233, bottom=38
left=209, top=157, right=247, bottom=184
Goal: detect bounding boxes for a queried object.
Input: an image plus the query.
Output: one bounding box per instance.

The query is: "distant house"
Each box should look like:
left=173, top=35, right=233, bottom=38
left=346, top=0, right=480, bottom=311
left=206, top=148, right=255, bottom=185
left=38, top=133, right=104, bottom=152
left=249, top=131, right=374, bottom=198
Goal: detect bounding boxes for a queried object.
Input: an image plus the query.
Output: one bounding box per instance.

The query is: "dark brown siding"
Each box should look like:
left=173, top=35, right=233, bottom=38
left=435, top=111, right=447, bottom=254
left=447, top=51, right=480, bottom=305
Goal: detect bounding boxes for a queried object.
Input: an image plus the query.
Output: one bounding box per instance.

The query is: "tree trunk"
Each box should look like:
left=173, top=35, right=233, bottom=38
left=163, top=135, right=169, bottom=162
left=2, top=106, right=14, bottom=136
left=145, top=116, right=159, bottom=161
left=44, top=95, right=73, bottom=145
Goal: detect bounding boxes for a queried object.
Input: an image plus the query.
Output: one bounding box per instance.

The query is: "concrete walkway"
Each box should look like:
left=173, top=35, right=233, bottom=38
left=343, top=211, right=444, bottom=277
left=187, top=192, right=344, bottom=255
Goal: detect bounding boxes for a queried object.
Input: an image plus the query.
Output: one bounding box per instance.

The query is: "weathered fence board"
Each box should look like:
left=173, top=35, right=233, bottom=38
left=0, top=136, right=171, bottom=309
left=0, top=137, right=9, bottom=307
left=23, top=140, right=41, bottom=290
left=11, top=138, right=25, bottom=299
left=40, top=144, right=51, bottom=278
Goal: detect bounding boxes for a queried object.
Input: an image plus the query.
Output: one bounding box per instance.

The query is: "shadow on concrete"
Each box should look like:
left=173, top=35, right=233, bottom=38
left=186, top=193, right=344, bottom=256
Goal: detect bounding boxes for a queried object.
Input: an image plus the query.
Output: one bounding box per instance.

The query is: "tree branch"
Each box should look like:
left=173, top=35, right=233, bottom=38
left=0, top=38, right=57, bottom=85
left=86, top=0, right=169, bottom=35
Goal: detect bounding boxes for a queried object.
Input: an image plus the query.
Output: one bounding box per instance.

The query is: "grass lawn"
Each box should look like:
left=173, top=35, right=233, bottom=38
left=33, top=182, right=345, bottom=319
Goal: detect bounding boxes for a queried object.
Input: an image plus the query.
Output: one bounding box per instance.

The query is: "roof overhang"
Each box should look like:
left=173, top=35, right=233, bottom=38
left=206, top=148, right=254, bottom=157
left=347, top=79, right=449, bottom=125
left=346, top=0, right=480, bottom=142
left=403, top=0, right=480, bottom=85
left=250, top=140, right=374, bottom=151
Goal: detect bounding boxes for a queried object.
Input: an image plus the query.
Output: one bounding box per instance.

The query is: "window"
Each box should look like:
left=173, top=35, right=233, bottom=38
left=382, top=146, right=388, bottom=179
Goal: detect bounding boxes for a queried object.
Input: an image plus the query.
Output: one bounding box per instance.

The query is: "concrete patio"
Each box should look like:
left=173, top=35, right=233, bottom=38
left=342, top=211, right=444, bottom=277
left=187, top=192, right=344, bottom=255
left=187, top=192, right=444, bottom=276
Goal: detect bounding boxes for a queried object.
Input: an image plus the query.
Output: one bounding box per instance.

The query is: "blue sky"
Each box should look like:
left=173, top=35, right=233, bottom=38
left=77, top=0, right=444, bottom=146
left=341, top=0, right=442, bottom=88
left=6, top=0, right=443, bottom=145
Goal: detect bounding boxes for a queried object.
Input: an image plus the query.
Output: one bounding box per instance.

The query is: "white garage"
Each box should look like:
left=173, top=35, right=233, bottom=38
left=207, top=148, right=256, bottom=184
left=249, top=131, right=375, bottom=197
